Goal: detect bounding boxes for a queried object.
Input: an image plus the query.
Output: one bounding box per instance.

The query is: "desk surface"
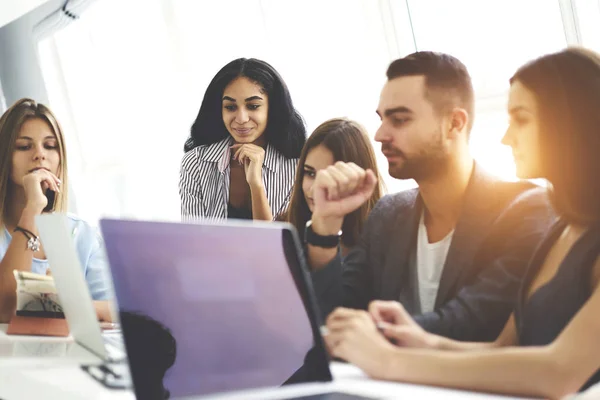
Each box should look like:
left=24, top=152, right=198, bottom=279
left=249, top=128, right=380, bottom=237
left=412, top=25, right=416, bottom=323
left=0, top=324, right=536, bottom=400
left=0, top=322, right=100, bottom=368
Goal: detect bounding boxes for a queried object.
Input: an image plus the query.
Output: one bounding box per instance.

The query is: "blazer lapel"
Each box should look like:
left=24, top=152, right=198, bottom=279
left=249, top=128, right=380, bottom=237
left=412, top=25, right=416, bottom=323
left=434, top=163, right=498, bottom=307
left=380, top=191, right=421, bottom=312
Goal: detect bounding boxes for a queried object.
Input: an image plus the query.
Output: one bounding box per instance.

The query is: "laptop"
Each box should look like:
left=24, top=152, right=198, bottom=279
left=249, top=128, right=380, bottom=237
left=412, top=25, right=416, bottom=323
left=35, top=214, right=126, bottom=365
left=99, top=218, right=380, bottom=400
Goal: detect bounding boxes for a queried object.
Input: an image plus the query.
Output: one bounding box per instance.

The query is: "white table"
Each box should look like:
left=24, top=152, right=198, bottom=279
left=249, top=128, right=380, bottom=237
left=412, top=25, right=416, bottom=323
left=0, top=322, right=101, bottom=367
left=0, top=324, right=535, bottom=400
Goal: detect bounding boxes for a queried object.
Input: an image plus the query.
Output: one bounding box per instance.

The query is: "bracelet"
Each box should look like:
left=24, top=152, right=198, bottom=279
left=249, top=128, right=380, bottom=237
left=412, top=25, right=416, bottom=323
left=14, top=226, right=41, bottom=252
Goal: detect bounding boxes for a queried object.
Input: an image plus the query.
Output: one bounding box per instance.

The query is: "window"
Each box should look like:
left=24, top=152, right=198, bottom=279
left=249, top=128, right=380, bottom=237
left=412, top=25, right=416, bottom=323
left=39, top=0, right=184, bottom=224
left=37, top=0, right=589, bottom=223
left=573, top=0, right=600, bottom=52
left=399, top=0, right=568, bottom=180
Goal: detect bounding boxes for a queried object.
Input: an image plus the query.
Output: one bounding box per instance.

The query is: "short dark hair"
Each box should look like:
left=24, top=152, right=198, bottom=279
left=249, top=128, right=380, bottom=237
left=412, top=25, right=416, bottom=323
left=184, top=58, right=307, bottom=158
left=510, top=47, right=600, bottom=225
left=386, top=51, right=475, bottom=134
left=283, top=118, right=384, bottom=247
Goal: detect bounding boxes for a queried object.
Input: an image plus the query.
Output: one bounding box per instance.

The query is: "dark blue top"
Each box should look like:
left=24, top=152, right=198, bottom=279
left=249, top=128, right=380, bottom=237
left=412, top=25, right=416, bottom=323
left=227, top=203, right=252, bottom=220
left=515, top=219, right=600, bottom=391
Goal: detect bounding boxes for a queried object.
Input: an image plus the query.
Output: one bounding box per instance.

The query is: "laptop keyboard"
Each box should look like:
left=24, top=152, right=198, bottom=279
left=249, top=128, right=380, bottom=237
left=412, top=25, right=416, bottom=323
left=103, top=332, right=124, bottom=350
left=102, top=331, right=126, bottom=361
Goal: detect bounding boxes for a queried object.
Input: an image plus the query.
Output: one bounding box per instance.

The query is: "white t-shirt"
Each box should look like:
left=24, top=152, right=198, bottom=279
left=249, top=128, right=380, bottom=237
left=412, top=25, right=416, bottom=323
left=416, top=212, right=454, bottom=313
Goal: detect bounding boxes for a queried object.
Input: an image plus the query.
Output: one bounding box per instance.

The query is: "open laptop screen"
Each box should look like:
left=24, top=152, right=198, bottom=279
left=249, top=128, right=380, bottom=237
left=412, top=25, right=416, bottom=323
left=100, top=219, right=331, bottom=399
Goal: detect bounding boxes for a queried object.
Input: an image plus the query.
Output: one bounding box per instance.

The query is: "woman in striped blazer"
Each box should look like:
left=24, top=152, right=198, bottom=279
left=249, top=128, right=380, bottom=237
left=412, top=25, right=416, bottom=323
left=281, top=118, right=384, bottom=257
left=180, top=58, right=306, bottom=221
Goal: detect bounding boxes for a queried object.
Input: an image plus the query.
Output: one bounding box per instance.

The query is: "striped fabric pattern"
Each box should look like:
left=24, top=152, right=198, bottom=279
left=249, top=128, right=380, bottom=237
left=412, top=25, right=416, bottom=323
left=179, top=137, right=298, bottom=221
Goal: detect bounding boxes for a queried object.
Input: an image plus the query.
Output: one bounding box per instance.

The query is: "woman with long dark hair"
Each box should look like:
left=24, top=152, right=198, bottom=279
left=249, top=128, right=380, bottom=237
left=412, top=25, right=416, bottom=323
left=180, top=58, right=306, bottom=221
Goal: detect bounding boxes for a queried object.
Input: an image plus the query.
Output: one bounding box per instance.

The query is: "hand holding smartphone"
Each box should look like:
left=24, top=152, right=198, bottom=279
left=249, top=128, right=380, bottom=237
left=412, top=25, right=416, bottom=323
left=43, top=189, right=56, bottom=212
left=22, top=169, right=60, bottom=213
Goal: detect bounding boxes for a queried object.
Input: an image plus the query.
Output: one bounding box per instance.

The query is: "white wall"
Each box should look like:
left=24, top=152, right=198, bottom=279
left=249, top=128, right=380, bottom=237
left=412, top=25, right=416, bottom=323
left=0, top=0, right=64, bottom=107
left=0, top=0, right=52, bottom=29
left=0, top=0, right=77, bottom=211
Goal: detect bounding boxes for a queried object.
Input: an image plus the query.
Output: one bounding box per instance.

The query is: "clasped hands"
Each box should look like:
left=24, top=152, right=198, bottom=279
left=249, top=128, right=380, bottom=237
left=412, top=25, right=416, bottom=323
left=322, top=301, right=439, bottom=378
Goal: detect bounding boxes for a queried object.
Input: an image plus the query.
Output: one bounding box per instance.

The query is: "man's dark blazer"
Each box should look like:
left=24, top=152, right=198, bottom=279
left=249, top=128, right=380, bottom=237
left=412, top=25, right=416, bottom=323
left=311, top=163, right=556, bottom=341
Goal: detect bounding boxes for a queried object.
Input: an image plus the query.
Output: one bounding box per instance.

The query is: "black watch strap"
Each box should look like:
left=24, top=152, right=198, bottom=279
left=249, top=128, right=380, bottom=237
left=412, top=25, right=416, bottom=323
left=304, top=220, right=342, bottom=248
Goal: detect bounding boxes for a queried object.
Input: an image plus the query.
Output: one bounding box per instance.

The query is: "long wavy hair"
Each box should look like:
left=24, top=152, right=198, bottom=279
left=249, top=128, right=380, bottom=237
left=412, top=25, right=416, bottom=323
left=284, top=118, right=384, bottom=247
left=0, top=98, right=68, bottom=228
left=510, top=47, right=600, bottom=225
left=184, top=58, right=306, bottom=158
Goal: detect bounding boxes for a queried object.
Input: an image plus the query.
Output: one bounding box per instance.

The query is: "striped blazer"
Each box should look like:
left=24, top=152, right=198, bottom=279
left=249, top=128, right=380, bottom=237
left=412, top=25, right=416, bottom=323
left=179, top=137, right=298, bottom=220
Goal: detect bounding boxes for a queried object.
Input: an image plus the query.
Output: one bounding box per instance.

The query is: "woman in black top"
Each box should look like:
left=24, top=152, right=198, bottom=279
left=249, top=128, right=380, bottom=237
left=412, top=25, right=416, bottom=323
left=322, top=47, right=600, bottom=399
left=279, top=118, right=384, bottom=257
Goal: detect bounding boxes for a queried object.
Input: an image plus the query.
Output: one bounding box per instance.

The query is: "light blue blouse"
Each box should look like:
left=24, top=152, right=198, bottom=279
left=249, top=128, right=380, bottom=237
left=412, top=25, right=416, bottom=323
left=1, top=214, right=111, bottom=300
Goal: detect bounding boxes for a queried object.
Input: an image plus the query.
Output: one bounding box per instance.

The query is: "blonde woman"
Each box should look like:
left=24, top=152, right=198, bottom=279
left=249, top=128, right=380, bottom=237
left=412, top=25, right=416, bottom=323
left=0, top=98, right=112, bottom=323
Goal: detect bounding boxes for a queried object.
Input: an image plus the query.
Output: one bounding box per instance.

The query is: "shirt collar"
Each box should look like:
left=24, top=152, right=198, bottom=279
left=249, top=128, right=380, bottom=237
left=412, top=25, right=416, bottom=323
left=263, top=143, right=282, bottom=173
left=196, top=137, right=232, bottom=173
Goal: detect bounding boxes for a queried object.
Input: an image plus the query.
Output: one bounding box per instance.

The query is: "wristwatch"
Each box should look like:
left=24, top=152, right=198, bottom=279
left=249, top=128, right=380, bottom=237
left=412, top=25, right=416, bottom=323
left=304, top=220, right=342, bottom=248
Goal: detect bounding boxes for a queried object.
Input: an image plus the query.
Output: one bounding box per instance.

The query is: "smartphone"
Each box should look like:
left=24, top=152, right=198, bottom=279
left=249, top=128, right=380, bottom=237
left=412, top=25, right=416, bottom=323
left=43, top=190, right=56, bottom=212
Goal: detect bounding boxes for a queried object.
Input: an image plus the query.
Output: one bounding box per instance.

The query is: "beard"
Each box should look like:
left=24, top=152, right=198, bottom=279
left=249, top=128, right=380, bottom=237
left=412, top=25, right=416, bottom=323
left=384, top=132, right=450, bottom=182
